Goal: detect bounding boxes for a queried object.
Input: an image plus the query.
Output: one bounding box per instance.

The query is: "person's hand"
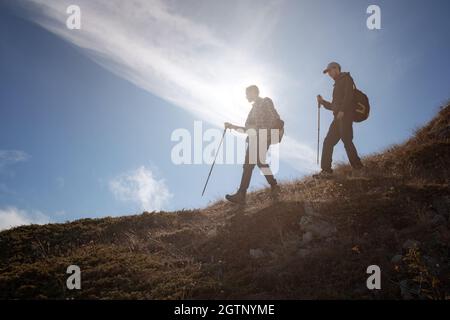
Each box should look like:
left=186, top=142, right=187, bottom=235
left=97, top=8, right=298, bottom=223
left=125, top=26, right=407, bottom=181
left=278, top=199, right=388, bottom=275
left=317, top=95, right=324, bottom=106
left=317, top=94, right=326, bottom=108
left=224, top=122, right=233, bottom=129
left=336, top=111, right=344, bottom=120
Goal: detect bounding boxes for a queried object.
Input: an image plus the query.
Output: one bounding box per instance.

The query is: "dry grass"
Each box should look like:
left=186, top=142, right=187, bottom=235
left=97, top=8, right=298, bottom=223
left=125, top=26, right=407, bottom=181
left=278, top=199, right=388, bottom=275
left=0, top=104, right=449, bottom=300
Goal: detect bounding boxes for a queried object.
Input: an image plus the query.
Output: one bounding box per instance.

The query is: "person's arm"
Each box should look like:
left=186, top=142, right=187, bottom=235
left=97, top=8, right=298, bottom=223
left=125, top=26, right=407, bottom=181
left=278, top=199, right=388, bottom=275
left=224, top=122, right=245, bottom=131
left=322, top=100, right=334, bottom=110
left=317, top=95, right=334, bottom=111
left=244, top=105, right=257, bottom=130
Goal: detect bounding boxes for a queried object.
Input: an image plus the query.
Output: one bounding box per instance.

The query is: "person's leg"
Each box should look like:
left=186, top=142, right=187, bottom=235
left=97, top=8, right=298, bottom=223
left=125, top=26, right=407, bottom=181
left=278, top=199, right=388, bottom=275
left=260, top=164, right=277, bottom=186
left=258, top=155, right=280, bottom=200
left=226, top=146, right=254, bottom=203
left=321, top=119, right=341, bottom=172
left=238, top=163, right=256, bottom=193
left=254, top=135, right=277, bottom=186
left=340, top=116, right=363, bottom=169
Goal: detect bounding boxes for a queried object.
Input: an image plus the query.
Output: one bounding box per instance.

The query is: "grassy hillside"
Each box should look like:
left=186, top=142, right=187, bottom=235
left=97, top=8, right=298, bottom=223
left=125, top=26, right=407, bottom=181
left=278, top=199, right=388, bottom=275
left=1, top=104, right=449, bottom=300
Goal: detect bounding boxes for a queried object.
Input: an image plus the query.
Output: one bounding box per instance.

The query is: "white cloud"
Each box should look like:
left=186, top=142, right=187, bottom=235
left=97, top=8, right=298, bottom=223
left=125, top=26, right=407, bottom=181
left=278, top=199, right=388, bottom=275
left=0, top=152, right=48, bottom=231
left=0, top=150, right=30, bottom=170
left=109, top=166, right=172, bottom=211
left=17, top=0, right=317, bottom=172
left=279, top=136, right=317, bottom=172
left=0, top=207, right=50, bottom=231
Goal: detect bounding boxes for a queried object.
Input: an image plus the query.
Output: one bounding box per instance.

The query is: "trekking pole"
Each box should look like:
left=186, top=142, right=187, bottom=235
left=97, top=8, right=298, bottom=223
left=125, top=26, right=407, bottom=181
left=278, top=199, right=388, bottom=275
left=201, top=128, right=227, bottom=196
left=317, top=101, right=320, bottom=165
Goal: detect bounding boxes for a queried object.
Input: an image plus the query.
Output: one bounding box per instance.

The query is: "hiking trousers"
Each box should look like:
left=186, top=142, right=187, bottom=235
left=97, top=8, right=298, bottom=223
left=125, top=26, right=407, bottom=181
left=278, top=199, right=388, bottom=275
left=238, top=138, right=277, bottom=193
left=321, top=116, right=363, bottom=171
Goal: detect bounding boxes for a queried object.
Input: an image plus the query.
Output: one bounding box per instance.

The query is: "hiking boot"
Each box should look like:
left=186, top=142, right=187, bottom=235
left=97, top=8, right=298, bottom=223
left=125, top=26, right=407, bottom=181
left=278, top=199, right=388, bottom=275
left=313, top=170, right=333, bottom=179
left=225, top=191, right=246, bottom=204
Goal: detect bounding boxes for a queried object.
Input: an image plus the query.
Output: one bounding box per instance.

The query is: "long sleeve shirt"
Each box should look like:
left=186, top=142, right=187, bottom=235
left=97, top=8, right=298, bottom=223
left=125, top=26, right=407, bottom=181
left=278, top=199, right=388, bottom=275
left=245, top=97, right=280, bottom=130
left=325, top=72, right=356, bottom=116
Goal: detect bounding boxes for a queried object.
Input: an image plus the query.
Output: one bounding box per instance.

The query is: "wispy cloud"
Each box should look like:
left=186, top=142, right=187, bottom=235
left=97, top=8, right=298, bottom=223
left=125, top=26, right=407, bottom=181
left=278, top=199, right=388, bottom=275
left=17, top=0, right=317, bottom=172
left=109, top=166, right=172, bottom=212
left=0, top=150, right=30, bottom=171
left=0, top=206, right=50, bottom=231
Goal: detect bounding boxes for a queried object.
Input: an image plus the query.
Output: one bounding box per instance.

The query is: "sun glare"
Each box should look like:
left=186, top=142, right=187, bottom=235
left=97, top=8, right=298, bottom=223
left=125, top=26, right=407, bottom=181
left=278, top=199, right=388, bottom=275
left=201, top=67, right=276, bottom=128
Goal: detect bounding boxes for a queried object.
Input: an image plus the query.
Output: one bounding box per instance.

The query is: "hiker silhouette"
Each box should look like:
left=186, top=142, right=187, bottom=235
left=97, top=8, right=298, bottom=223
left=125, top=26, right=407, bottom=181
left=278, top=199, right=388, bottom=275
left=224, top=85, right=283, bottom=204
left=315, top=62, right=364, bottom=178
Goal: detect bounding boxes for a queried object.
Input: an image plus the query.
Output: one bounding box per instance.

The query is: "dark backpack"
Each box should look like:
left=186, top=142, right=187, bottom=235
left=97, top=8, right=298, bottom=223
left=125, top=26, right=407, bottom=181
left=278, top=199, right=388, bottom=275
left=353, top=88, right=370, bottom=122
left=258, top=97, right=284, bottom=144
left=272, top=118, right=285, bottom=144
left=267, top=98, right=284, bottom=144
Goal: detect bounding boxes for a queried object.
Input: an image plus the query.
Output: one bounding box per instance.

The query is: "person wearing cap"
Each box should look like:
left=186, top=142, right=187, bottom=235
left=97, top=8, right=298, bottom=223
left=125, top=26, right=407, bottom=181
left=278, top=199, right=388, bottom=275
left=315, top=62, right=363, bottom=178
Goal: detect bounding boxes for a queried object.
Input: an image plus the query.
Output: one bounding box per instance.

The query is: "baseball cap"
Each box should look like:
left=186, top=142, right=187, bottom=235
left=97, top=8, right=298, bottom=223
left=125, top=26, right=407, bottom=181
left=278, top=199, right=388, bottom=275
left=323, top=62, right=341, bottom=74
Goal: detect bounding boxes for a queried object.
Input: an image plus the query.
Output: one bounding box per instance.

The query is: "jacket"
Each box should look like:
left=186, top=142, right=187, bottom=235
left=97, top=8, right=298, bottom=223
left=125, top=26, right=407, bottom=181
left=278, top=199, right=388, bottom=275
left=329, top=72, right=355, bottom=115
left=245, top=97, right=280, bottom=130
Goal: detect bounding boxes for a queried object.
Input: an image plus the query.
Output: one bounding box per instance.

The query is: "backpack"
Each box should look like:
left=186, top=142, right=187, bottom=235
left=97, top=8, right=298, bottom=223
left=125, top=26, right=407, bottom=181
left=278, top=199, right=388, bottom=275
left=272, top=118, right=285, bottom=144
left=353, top=88, right=370, bottom=123
left=263, top=98, right=284, bottom=144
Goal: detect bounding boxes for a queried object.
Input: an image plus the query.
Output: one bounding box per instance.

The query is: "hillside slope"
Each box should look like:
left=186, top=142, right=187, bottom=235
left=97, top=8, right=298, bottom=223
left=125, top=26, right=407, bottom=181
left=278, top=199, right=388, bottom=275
left=1, top=104, right=449, bottom=300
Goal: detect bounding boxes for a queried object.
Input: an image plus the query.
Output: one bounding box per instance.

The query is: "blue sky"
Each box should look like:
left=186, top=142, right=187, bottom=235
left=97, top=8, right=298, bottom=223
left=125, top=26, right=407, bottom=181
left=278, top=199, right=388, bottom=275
left=1, top=0, right=449, bottom=229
